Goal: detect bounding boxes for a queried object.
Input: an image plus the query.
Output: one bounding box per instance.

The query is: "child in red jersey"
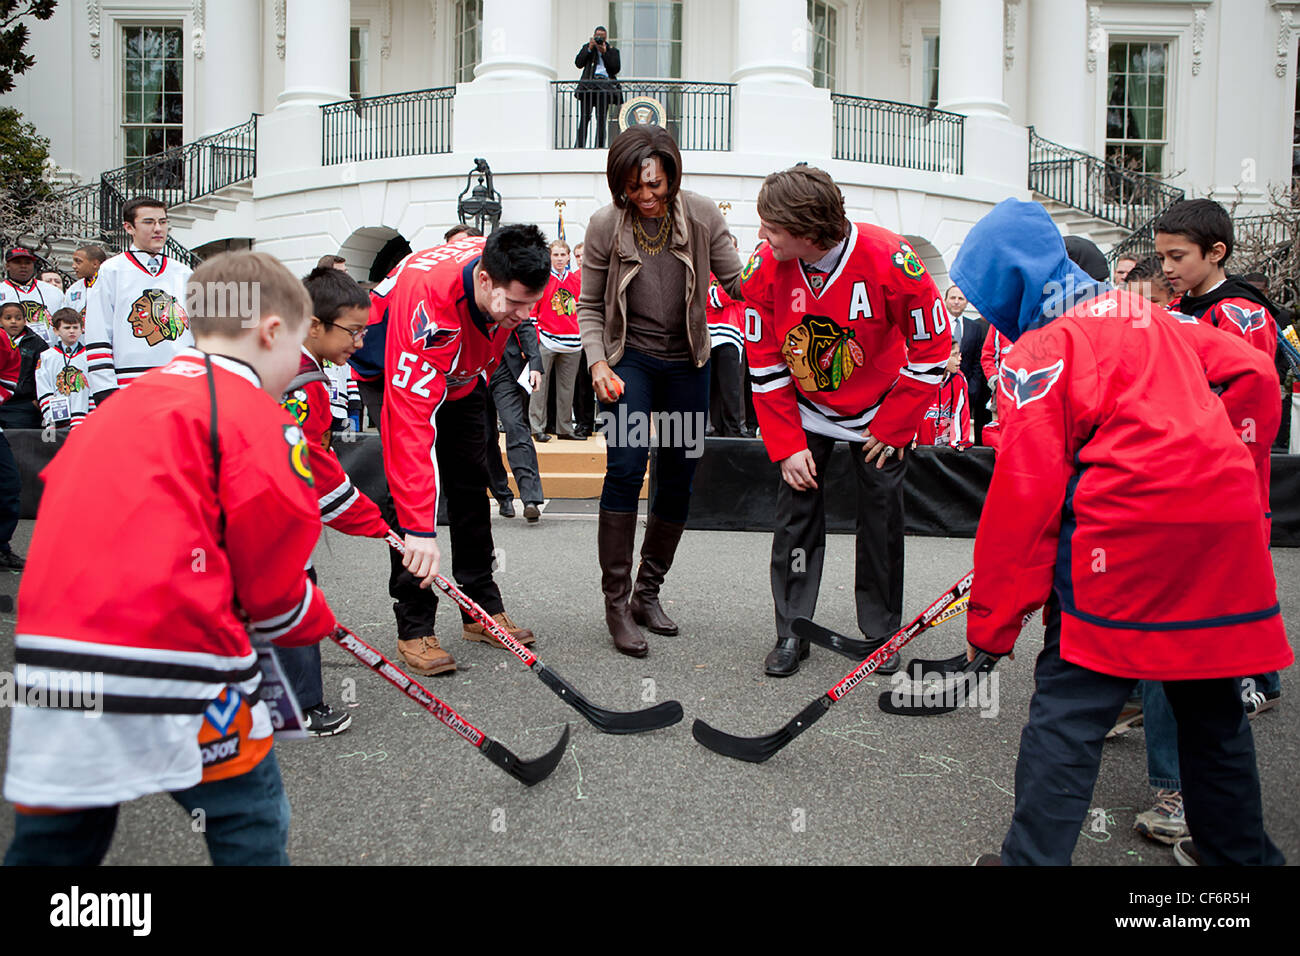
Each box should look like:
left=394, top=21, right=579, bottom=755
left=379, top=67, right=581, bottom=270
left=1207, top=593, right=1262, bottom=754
left=4, top=252, right=337, bottom=865
left=913, top=338, right=972, bottom=450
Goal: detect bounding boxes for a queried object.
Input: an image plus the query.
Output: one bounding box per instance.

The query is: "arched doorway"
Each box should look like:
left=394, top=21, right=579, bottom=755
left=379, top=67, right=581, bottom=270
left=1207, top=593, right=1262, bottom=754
left=337, top=226, right=412, bottom=283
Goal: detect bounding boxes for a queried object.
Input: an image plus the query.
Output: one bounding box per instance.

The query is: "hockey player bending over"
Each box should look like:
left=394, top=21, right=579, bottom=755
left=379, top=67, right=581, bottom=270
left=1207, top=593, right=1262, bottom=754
left=952, top=199, right=1290, bottom=866
left=3, top=252, right=338, bottom=866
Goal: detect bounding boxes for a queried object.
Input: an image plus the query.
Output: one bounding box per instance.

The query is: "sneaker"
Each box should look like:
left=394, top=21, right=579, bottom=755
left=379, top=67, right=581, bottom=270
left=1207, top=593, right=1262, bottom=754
left=463, top=611, right=535, bottom=648
left=524, top=503, right=541, bottom=523
left=1244, top=689, right=1281, bottom=719
left=0, top=549, right=24, bottom=572
left=1133, top=789, right=1188, bottom=845
left=1107, top=696, right=1145, bottom=738
left=303, top=702, right=353, bottom=737
left=971, top=853, right=1003, bottom=866
left=1173, top=838, right=1202, bottom=867
left=396, top=634, right=456, bottom=675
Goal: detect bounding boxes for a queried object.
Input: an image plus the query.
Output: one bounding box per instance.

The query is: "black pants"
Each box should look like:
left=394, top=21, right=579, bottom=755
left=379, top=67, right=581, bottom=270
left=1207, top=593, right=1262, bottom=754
left=575, top=93, right=614, bottom=148
left=708, top=344, right=745, bottom=437
left=573, top=353, right=596, bottom=435
left=1002, top=603, right=1285, bottom=865
left=487, top=366, right=544, bottom=505
left=770, top=429, right=905, bottom=641
left=0, top=431, right=19, bottom=549
left=357, top=378, right=503, bottom=637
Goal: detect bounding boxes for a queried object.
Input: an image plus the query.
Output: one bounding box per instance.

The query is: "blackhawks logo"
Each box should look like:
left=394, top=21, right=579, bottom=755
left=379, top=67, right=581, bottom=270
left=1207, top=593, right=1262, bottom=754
left=55, top=365, right=87, bottom=395
left=20, top=301, right=50, bottom=325
left=129, top=289, right=189, bottom=346
left=740, top=252, right=762, bottom=282
left=781, top=314, right=863, bottom=393
left=284, top=424, right=314, bottom=486
left=283, top=388, right=310, bottom=426
left=550, top=287, right=577, bottom=316
left=892, top=242, right=926, bottom=280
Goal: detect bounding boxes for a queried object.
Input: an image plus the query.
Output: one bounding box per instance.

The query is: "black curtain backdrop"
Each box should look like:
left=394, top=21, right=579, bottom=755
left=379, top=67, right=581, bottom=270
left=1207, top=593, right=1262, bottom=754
left=10, top=431, right=1300, bottom=547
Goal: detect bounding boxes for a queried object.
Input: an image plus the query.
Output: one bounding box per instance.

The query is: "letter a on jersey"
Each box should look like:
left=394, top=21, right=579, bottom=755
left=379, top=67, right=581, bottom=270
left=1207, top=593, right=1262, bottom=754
left=1000, top=359, right=1065, bottom=410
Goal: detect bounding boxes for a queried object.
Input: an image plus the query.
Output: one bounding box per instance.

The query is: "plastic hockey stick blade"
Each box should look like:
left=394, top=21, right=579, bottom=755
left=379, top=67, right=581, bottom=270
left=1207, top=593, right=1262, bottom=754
left=692, top=571, right=974, bottom=764
left=480, top=722, right=571, bottom=787
left=385, top=531, right=682, bottom=734
left=691, top=697, right=831, bottom=764
left=330, top=626, right=567, bottom=787
left=791, top=618, right=875, bottom=660
left=905, top=651, right=969, bottom=680
left=877, top=652, right=999, bottom=717
left=536, top=664, right=683, bottom=734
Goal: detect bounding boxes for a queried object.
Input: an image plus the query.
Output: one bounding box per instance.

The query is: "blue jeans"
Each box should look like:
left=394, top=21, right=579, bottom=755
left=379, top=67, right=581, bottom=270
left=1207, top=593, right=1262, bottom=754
left=598, top=348, right=710, bottom=522
left=4, top=749, right=291, bottom=866
left=1142, top=680, right=1180, bottom=791
left=275, top=642, right=324, bottom=711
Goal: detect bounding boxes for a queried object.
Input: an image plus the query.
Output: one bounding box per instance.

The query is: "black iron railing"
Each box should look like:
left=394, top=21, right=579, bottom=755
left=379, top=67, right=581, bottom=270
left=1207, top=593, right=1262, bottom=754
left=1029, top=128, right=1183, bottom=233
left=831, top=94, right=964, bottom=174
left=100, top=115, right=258, bottom=214
left=552, top=80, right=733, bottom=151
left=321, top=88, right=455, bottom=165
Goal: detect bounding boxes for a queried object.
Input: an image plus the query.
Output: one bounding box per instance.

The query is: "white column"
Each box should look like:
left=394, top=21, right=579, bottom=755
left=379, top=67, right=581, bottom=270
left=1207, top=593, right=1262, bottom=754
left=276, top=0, right=350, bottom=108
left=730, top=0, right=831, bottom=157
left=453, top=0, right=555, bottom=153
left=199, top=0, right=262, bottom=135
left=937, top=0, right=1009, bottom=118
left=1026, top=0, right=1087, bottom=149
left=259, top=0, right=349, bottom=176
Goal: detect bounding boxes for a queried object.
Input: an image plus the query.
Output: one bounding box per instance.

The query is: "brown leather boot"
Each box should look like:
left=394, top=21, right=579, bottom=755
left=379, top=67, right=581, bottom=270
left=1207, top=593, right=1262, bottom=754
left=598, top=509, right=647, bottom=657
left=396, top=634, right=456, bottom=675
left=463, top=610, right=536, bottom=648
left=629, top=514, right=685, bottom=636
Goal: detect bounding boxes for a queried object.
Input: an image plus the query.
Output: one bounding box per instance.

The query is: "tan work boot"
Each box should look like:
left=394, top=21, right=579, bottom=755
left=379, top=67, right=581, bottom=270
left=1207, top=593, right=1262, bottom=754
left=463, top=611, right=535, bottom=648
left=396, top=634, right=456, bottom=675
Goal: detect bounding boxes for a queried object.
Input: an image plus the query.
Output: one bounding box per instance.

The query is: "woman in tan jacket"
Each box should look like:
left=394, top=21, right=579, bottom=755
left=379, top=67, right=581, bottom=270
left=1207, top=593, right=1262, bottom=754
left=577, top=125, right=743, bottom=657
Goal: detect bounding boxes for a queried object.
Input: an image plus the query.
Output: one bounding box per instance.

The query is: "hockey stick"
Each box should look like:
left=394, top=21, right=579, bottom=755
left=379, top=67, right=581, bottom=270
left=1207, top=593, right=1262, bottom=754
left=794, top=595, right=970, bottom=661
left=385, top=532, right=683, bottom=734
left=877, top=652, right=998, bottom=716
left=691, top=571, right=976, bottom=763
left=330, top=625, right=568, bottom=786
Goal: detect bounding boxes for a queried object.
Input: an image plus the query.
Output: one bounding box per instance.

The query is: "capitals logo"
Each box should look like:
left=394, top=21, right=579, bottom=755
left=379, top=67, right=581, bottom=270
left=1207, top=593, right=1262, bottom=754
left=129, top=289, right=189, bottom=346
left=411, top=300, right=461, bottom=351
left=1219, top=302, right=1268, bottom=335
left=1000, top=359, right=1065, bottom=410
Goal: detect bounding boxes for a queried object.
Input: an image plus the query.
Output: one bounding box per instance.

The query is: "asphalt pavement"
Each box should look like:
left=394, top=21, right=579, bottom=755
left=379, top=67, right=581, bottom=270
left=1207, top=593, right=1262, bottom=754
left=0, top=514, right=1295, bottom=866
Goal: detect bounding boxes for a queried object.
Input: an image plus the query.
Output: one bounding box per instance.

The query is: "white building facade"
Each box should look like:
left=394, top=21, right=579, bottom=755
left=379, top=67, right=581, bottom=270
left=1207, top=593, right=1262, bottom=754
left=4, top=0, right=1296, bottom=283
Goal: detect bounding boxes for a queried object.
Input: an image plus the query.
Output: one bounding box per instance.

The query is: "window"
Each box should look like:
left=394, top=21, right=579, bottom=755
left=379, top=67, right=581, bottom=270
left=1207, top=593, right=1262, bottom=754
left=807, top=1, right=837, bottom=90
left=608, top=1, right=682, bottom=78
left=922, top=34, right=940, bottom=109
left=350, top=26, right=369, bottom=99
left=1105, top=40, right=1169, bottom=178
left=454, top=0, right=483, bottom=83
left=122, top=24, right=183, bottom=171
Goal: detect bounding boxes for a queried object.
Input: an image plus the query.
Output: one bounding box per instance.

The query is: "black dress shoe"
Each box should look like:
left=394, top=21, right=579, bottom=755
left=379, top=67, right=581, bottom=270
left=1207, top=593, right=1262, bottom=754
left=764, top=637, right=810, bottom=677
left=532, top=431, right=551, bottom=443
left=862, top=637, right=902, bottom=675
left=557, top=432, right=583, bottom=441
left=497, top=498, right=515, bottom=518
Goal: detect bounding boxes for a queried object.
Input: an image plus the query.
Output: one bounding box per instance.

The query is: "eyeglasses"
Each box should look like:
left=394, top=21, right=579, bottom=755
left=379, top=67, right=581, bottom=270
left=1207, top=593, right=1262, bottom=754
left=333, top=323, right=367, bottom=343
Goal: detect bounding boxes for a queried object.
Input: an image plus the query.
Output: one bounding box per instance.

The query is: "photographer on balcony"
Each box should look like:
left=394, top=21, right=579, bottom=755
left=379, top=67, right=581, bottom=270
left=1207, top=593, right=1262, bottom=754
left=574, top=26, right=622, bottom=149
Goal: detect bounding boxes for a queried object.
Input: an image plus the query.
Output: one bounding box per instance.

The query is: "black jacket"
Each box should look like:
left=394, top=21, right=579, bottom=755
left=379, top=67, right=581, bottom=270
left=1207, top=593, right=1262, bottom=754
left=9, top=328, right=48, bottom=405
left=493, top=317, right=542, bottom=384
left=575, top=42, right=622, bottom=101
left=957, top=314, right=989, bottom=401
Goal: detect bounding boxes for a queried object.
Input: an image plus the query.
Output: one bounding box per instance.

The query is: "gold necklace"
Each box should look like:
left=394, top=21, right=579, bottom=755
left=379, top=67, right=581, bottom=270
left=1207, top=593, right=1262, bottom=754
left=633, top=212, right=672, bottom=256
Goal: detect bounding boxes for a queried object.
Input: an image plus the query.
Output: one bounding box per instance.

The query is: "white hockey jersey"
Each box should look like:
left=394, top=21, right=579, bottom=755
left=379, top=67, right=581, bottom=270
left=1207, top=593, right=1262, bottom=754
left=84, top=249, right=193, bottom=396
left=321, top=359, right=357, bottom=427
left=35, top=343, right=95, bottom=428
left=1, top=278, right=65, bottom=346
left=63, top=275, right=97, bottom=319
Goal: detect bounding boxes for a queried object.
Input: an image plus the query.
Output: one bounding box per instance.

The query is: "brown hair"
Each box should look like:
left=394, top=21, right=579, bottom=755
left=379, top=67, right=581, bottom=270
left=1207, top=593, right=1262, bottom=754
left=549, top=239, right=571, bottom=253
left=756, top=166, right=848, bottom=249
left=50, top=307, right=82, bottom=328
left=187, top=251, right=312, bottom=338
left=606, top=125, right=682, bottom=210
left=316, top=254, right=345, bottom=270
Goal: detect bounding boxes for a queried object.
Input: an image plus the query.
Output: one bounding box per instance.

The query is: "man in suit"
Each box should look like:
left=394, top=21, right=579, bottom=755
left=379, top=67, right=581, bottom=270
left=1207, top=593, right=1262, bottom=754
left=574, top=26, right=621, bottom=149
left=486, top=312, right=546, bottom=522
left=946, top=285, right=991, bottom=443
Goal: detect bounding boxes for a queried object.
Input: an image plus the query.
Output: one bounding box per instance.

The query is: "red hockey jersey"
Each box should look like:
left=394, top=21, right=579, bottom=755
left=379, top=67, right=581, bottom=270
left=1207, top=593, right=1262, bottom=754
left=283, top=348, right=389, bottom=538
left=707, top=273, right=745, bottom=353
left=1170, top=287, right=1279, bottom=359
left=5, top=348, right=335, bottom=806
left=914, top=373, right=972, bottom=449
left=531, top=269, right=582, bottom=352
left=368, top=236, right=512, bottom=536
left=0, top=327, right=21, bottom=403
left=741, top=222, right=950, bottom=461
left=968, top=290, right=1290, bottom=680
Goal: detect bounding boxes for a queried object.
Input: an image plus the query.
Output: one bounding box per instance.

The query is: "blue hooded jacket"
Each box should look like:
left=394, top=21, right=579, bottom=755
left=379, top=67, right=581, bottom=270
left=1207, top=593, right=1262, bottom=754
left=949, top=199, right=1111, bottom=344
